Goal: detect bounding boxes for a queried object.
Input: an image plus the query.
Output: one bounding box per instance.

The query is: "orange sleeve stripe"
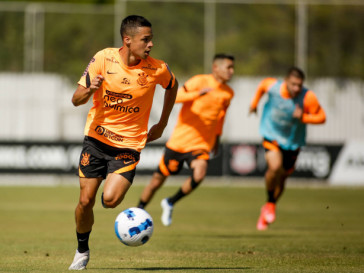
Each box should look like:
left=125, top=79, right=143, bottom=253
left=263, top=140, right=280, bottom=151
left=158, top=155, right=170, bottom=176
left=79, top=167, right=85, bottom=178
left=114, top=161, right=139, bottom=174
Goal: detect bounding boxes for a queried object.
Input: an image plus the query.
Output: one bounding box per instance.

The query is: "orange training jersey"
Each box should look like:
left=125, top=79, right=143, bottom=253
left=78, top=48, right=175, bottom=152
left=166, top=74, right=234, bottom=153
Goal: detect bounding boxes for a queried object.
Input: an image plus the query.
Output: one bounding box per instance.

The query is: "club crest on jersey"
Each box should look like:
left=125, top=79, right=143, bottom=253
left=81, top=153, right=90, bottom=166
left=137, top=73, right=149, bottom=86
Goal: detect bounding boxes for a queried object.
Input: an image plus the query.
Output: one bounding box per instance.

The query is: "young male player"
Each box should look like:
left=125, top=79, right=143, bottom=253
left=249, top=67, right=326, bottom=231
left=137, top=54, right=235, bottom=226
left=68, top=15, right=178, bottom=270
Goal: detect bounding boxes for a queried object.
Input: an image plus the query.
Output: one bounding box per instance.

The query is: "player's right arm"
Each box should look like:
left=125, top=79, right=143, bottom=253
left=72, top=75, right=104, bottom=106
left=72, top=51, right=104, bottom=107
left=175, top=86, right=212, bottom=103
left=249, top=78, right=276, bottom=114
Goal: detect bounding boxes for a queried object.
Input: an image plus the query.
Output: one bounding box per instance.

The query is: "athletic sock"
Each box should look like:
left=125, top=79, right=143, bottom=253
left=77, top=231, right=91, bottom=253
left=138, top=200, right=147, bottom=209
left=167, top=188, right=186, bottom=205
left=267, top=190, right=276, bottom=203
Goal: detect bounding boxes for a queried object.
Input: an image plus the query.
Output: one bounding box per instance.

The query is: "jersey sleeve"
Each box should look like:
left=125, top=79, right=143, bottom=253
left=158, top=63, right=176, bottom=90
left=302, top=90, right=326, bottom=124
left=175, top=75, right=205, bottom=103
left=250, top=77, right=277, bottom=109
left=78, top=50, right=104, bottom=88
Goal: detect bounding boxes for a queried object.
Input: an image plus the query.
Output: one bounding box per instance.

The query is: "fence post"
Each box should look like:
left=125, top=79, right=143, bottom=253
left=204, top=0, right=216, bottom=74
left=114, top=0, right=127, bottom=47
left=24, top=3, right=44, bottom=72
left=295, top=0, right=307, bottom=73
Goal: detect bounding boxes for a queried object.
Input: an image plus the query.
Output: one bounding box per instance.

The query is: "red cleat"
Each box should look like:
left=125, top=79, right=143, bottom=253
left=263, top=202, right=276, bottom=224
left=256, top=202, right=276, bottom=230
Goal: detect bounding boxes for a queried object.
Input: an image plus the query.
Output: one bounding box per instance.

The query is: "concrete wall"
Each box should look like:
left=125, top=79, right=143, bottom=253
left=1, top=73, right=363, bottom=144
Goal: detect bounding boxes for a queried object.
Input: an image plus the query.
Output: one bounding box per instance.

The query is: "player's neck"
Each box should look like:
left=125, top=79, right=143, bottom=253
left=212, top=73, right=226, bottom=85
left=119, top=47, right=142, bottom=67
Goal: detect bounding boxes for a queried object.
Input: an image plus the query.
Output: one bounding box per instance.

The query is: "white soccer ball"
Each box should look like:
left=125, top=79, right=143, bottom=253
left=114, top=207, right=154, bottom=247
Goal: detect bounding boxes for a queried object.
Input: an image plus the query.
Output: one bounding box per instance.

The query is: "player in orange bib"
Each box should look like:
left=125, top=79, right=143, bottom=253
left=249, top=67, right=326, bottom=231
left=137, top=54, right=235, bottom=226
left=69, top=15, right=178, bottom=270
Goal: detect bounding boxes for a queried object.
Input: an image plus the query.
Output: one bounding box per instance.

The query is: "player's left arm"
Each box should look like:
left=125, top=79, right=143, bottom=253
left=212, top=98, right=231, bottom=156
left=301, top=90, right=326, bottom=124
left=147, top=64, right=179, bottom=142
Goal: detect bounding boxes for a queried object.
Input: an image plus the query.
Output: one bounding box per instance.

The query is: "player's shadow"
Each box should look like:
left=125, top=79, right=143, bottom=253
left=93, top=266, right=251, bottom=271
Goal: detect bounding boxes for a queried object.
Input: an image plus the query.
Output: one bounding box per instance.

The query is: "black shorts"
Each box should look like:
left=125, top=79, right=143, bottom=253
left=78, top=136, right=140, bottom=183
left=263, top=138, right=300, bottom=171
left=157, top=147, right=210, bottom=176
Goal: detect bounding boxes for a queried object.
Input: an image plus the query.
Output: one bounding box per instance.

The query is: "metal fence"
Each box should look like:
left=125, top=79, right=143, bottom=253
left=1, top=0, right=363, bottom=79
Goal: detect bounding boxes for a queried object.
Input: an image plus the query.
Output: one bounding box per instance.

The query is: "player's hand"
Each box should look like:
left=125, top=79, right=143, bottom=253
left=249, top=106, right=257, bottom=115
left=146, top=123, right=166, bottom=143
left=90, top=75, right=104, bottom=93
left=292, top=104, right=303, bottom=119
left=199, top=88, right=213, bottom=96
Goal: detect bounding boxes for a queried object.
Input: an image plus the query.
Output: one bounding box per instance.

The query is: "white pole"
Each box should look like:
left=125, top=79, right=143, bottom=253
left=114, top=0, right=127, bottom=47
left=24, top=3, right=44, bottom=72
left=295, top=0, right=307, bottom=73
left=204, top=0, right=216, bottom=74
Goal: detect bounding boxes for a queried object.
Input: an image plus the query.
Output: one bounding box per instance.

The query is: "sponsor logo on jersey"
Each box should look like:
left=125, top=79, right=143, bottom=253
left=137, top=72, right=149, bottom=86
left=104, top=91, right=139, bottom=113
left=106, top=90, right=132, bottom=99
left=142, top=64, right=157, bottom=71
left=121, top=78, right=131, bottom=84
left=80, top=153, right=91, bottom=166
left=95, top=125, right=124, bottom=142
left=106, top=57, right=119, bottom=63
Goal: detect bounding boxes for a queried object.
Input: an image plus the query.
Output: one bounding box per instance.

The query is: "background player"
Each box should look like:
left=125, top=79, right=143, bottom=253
left=249, top=67, right=326, bottom=231
left=68, top=15, right=178, bottom=270
left=137, top=54, right=235, bottom=226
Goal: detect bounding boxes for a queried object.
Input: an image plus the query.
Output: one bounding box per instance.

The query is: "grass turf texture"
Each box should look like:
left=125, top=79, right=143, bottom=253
left=0, top=182, right=363, bottom=272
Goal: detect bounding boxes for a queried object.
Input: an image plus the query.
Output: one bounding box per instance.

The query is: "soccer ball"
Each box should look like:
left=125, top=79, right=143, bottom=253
left=114, top=207, right=154, bottom=247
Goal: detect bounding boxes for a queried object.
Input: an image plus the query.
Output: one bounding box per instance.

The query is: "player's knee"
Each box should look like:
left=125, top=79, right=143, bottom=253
left=79, top=195, right=96, bottom=210
left=149, top=172, right=166, bottom=190
left=268, top=164, right=284, bottom=176
left=193, top=169, right=206, bottom=183
left=102, top=193, right=123, bottom=208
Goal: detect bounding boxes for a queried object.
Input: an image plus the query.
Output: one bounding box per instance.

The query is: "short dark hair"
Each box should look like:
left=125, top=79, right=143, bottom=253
left=120, top=15, right=152, bottom=39
left=287, top=66, right=305, bottom=80
left=213, top=53, right=235, bottom=62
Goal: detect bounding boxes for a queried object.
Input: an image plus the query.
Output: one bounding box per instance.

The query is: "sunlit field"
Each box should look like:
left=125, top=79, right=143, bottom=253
left=0, top=178, right=363, bottom=273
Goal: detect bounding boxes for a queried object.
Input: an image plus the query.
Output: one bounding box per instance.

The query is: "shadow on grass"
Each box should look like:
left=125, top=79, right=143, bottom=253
left=92, top=266, right=251, bottom=271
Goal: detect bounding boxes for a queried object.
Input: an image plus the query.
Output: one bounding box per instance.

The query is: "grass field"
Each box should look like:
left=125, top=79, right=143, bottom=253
left=0, top=179, right=363, bottom=273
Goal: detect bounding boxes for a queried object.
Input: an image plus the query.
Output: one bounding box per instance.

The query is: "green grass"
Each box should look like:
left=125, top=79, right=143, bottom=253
left=0, top=181, right=363, bottom=273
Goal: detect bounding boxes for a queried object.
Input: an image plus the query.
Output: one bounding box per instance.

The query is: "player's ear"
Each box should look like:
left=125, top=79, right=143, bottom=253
left=124, top=35, right=132, bottom=47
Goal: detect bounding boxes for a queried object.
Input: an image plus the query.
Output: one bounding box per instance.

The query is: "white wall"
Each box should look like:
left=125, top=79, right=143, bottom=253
left=0, top=73, right=363, bottom=143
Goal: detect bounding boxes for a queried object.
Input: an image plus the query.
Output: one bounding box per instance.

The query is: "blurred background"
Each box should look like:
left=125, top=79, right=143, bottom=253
left=0, top=0, right=363, bottom=185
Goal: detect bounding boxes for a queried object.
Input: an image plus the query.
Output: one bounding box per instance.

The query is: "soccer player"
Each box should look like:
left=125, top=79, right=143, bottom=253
left=137, top=54, right=235, bottom=226
left=249, top=67, right=326, bottom=231
left=68, top=15, right=178, bottom=270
